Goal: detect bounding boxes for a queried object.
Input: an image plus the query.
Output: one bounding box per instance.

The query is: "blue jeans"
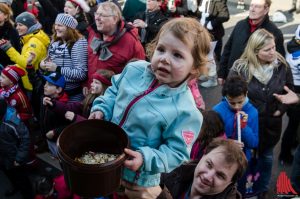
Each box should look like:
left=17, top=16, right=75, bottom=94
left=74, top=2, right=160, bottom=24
left=291, top=145, right=300, bottom=193
left=254, top=147, right=274, bottom=193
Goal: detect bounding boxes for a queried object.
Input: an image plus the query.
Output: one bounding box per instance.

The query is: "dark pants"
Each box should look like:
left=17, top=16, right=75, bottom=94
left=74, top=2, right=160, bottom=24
left=3, top=166, right=34, bottom=199
left=280, top=86, right=300, bottom=157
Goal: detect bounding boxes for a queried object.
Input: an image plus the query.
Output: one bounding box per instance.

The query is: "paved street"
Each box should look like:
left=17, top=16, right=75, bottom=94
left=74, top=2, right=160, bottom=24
left=1, top=1, right=300, bottom=198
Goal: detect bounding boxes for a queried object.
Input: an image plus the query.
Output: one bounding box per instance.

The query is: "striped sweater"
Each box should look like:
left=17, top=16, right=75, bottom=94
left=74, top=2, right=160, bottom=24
left=48, top=38, right=88, bottom=101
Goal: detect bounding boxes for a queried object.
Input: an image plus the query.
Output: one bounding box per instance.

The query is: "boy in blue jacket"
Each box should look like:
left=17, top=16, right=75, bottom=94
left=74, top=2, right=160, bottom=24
left=213, top=75, right=259, bottom=160
left=213, top=75, right=259, bottom=196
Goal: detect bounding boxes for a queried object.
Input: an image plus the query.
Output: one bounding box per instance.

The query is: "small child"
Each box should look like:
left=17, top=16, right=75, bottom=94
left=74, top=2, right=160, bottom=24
left=0, top=65, right=33, bottom=124
left=213, top=75, right=259, bottom=160
left=40, top=72, right=75, bottom=156
left=89, top=17, right=211, bottom=192
left=190, top=110, right=225, bottom=160
left=64, top=69, right=115, bottom=122
left=0, top=99, right=34, bottom=198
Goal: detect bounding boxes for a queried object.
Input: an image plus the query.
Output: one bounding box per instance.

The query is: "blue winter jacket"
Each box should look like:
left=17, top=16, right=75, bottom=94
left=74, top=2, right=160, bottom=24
left=213, top=97, right=259, bottom=160
left=91, top=60, right=202, bottom=187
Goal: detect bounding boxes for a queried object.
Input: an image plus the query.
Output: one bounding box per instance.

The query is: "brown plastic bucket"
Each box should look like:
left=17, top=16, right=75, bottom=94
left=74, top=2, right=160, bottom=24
left=57, top=119, right=129, bottom=197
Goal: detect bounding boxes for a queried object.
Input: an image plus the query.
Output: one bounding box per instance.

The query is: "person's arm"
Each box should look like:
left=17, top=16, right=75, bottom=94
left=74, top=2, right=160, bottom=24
left=275, top=29, right=286, bottom=57
left=37, top=0, right=60, bottom=21
left=273, top=86, right=300, bottom=104
left=5, top=37, right=42, bottom=69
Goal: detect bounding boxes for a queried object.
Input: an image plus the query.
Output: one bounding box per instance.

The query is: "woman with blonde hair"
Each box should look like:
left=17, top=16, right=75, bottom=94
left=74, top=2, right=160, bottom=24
left=0, top=3, right=21, bottom=67
left=228, top=28, right=293, bottom=198
left=40, top=13, right=88, bottom=102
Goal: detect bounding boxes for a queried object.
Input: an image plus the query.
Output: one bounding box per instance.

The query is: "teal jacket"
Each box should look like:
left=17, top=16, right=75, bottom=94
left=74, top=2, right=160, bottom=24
left=91, top=60, right=202, bottom=187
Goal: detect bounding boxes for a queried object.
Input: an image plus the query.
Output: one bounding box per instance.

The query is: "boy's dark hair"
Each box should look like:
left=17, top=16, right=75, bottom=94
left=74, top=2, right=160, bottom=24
left=222, top=75, right=248, bottom=97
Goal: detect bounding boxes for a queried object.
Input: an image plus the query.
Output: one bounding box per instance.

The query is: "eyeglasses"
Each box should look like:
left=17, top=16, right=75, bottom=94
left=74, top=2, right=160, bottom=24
left=94, top=12, right=115, bottom=18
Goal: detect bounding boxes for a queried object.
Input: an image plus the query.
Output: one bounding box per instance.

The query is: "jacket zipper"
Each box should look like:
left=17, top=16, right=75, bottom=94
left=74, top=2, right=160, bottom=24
left=119, top=79, right=160, bottom=127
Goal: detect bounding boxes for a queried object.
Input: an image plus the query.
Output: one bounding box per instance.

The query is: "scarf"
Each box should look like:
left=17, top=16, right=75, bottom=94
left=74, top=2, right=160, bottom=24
left=0, top=84, right=18, bottom=99
left=90, top=21, right=127, bottom=61
left=252, top=62, right=276, bottom=85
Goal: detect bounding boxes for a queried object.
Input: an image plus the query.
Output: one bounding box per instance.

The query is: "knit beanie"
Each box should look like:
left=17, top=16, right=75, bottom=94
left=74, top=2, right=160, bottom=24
left=0, top=0, right=12, bottom=6
left=15, top=12, right=37, bottom=28
left=92, top=72, right=112, bottom=86
left=2, top=66, right=26, bottom=84
left=0, top=98, right=7, bottom=120
left=55, top=13, right=78, bottom=29
left=68, top=0, right=90, bottom=12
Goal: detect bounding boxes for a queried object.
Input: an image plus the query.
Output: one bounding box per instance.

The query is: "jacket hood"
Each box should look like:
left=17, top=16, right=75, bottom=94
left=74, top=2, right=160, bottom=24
left=21, top=29, right=50, bottom=47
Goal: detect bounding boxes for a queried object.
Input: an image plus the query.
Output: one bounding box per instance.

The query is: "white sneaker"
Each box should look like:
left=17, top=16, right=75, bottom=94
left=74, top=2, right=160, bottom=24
left=200, top=79, right=218, bottom=88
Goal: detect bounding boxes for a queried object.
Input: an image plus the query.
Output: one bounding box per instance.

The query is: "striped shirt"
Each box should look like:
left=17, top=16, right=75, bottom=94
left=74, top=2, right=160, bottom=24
left=48, top=38, right=88, bottom=101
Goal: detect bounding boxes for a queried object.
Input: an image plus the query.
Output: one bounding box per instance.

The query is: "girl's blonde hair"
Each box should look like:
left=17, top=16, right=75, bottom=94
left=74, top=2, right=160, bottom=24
left=146, top=17, right=211, bottom=78
left=233, top=29, right=287, bottom=82
left=0, top=3, right=14, bottom=27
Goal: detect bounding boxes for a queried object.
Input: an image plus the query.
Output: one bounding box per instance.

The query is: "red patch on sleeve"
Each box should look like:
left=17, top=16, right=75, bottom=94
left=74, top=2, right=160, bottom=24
left=182, top=131, right=195, bottom=146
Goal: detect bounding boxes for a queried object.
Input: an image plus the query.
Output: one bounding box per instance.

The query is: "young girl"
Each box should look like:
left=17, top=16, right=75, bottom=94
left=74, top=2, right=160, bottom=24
left=190, top=110, right=225, bottom=160
left=89, top=17, right=211, bottom=193
left=64, top=69, right=115, bottom=122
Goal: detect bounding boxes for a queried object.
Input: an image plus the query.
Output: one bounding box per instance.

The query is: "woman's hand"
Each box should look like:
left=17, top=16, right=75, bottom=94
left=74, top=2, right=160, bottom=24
left=88, top=111, right=103, bottom=119
left=124, top=148, right=143, bottom=172
left=122, top=181, right=162, bottom=199
left=45, top=61, right=57, bottom=72
left=273, top=86, right=300, bottom=104
left=27, top=51, right=36, bottom=65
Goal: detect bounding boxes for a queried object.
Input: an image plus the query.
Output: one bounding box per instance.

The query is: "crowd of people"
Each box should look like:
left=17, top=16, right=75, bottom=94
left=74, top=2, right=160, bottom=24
left=0, top=0, right=299, bottom=199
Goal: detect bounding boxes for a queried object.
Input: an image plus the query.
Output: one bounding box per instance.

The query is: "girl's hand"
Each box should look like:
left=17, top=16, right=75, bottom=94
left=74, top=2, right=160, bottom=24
left=122, top=181, right=162, bottom=199
left=43, top=97, right=53, bottom=106
left=13, top=161, right=20, bottom=167
left=46, top=130, right=55, bottom=139
left=88, top=111, right=103, bottom=119
left=124, top=148, right=143, bottom=172
left=27, top=51, right=36, bottom=65
left=65, top=111, right=75, bottom=121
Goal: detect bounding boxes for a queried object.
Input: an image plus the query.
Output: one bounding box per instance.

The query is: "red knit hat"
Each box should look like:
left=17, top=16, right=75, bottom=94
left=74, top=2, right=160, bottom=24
left=2, top=66, right=26, bottom=84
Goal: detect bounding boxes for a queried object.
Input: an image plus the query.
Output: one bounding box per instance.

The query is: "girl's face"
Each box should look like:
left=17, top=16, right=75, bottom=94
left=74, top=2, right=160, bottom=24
left=257, top=39, right=276, bottom=64
left=90, top=79, right=104, bottom=94
left=54, top=24, right=68, bottom=39
left=0, top=10, right=8, bottom=26
left=16, top=23, right=28, bottom=36
left=64, top=1, right=78, bottom=16
left=0, top=73, right=12, bottom=88
left=151, top=32, right=196, bottom=87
